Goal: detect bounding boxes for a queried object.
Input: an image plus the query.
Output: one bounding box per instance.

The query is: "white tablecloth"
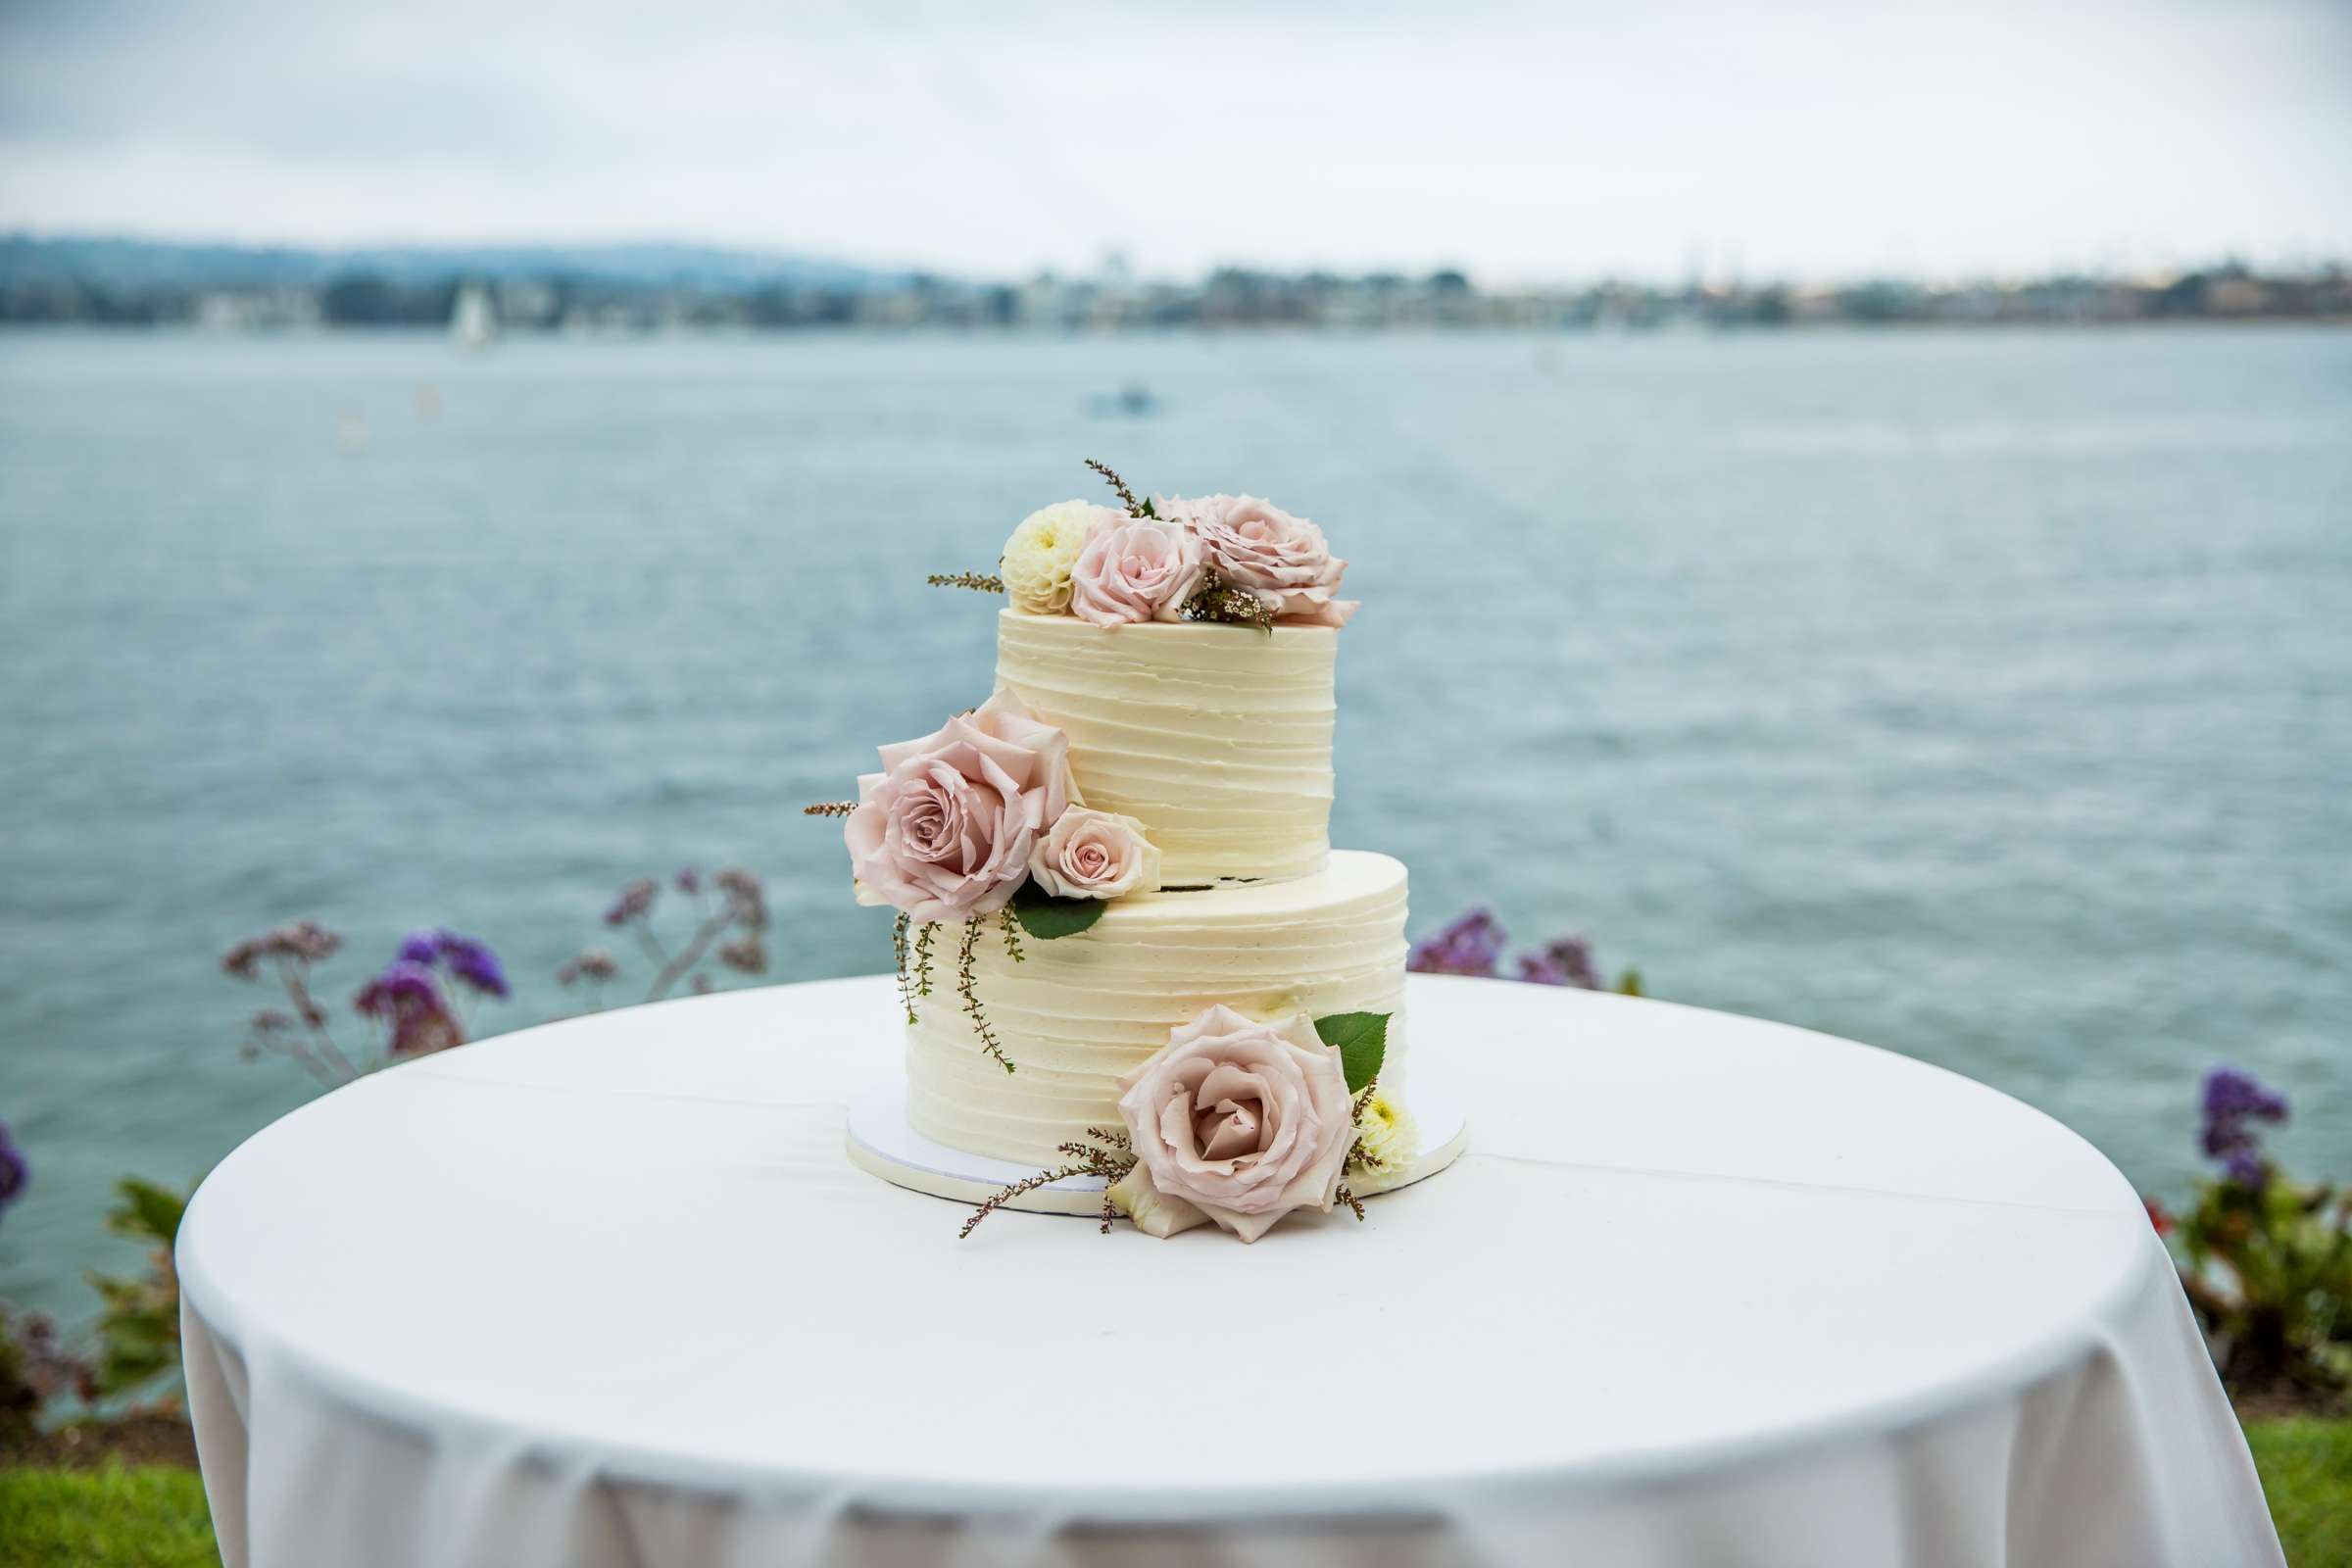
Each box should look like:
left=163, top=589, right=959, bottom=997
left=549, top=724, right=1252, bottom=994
left=178, top=975, right=2280, bottom=1567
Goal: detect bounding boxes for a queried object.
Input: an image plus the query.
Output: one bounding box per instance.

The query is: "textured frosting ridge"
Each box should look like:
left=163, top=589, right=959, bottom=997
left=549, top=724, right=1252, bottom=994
left=994, top=609, right=1334, bottom=887
left=906, top=852, right=1409, bottom=1166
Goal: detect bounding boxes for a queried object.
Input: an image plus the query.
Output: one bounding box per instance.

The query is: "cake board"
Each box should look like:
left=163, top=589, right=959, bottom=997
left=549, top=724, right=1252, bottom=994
left=847, top=1079, right=1469, bottom=1216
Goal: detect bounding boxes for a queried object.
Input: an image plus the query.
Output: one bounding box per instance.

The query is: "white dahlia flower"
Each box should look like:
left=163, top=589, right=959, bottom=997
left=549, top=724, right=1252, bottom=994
left=1351, top=1092, right=1419, bottom=1176
left=1000, top=501, right=1104, bottom=615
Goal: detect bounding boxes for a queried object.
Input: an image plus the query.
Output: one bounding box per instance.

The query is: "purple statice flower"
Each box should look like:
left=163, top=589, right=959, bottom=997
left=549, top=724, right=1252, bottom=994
left=714, top=866, right=767, bottom=930
left=355, top=959, right=463, bottom=1057
left=604, top=877, right=659, bottom=927
left=2199, top=1067, right=2288, bottom=1186
left=221, top=920, right=344, bottom=979
left=558, top=949, right=618, bottom=986
left=674, top=866, right=702, bottom=895
left=429, top=929, right=510, bottom=999
left=1518, top=934, right=1604, bottom=990
left=1408, top=908, right=1508, bottom=978
left=0, top=1119, right=26, bottom=1225
left=396, top=930, right=441, bottom=965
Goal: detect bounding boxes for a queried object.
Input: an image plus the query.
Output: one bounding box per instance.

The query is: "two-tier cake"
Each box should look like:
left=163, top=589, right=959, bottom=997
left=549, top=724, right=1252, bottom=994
left=821, top=469, right=1450, bottom=1243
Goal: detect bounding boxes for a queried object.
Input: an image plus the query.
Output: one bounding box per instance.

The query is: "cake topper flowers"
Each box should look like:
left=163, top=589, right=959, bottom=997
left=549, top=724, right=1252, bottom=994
left=929, top=461, right=1357, bottom=631
left=959, top=1004, right=1396, bottom=1242
left=806, top=690, right=1161, bottom=1072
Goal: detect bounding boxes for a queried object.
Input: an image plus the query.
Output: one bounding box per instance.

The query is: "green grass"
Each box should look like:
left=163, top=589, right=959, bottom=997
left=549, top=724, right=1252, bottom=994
left=0, top=1460, right=217, bottom=1568
left=0, top=1422, right=2344, bottom=1566
left=2249, top=1418, right=2352, bottom=1568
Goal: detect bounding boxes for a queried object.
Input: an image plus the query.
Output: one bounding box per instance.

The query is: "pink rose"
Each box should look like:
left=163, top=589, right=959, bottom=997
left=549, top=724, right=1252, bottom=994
left=844, top=690, right=1077, bottom=923
left=1157, top=493, right=1357, bottom=627
left=1068, top=514, right=1206, bottom=626
left=1108, top=1004, right=1354, bottom=1243
left=1029, top=808, right=1160, bottom=900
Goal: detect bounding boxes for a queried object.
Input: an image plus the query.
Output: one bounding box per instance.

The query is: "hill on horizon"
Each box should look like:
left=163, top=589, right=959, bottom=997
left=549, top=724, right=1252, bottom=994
left=0, top=235, right=909, bottom=292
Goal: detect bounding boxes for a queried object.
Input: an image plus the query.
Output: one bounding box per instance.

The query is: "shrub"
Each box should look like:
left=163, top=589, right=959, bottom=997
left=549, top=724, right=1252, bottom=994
left=2153, top=1069, right=2352, bottom=1398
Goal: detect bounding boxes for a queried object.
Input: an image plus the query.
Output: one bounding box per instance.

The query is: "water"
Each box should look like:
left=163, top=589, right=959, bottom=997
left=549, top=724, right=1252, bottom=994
left=2, top=326, right=2347, bottom=1317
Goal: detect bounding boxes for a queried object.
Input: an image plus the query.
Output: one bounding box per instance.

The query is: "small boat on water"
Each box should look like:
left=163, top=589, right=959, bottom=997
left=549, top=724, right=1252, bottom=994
left=449, top=283, right=497, bottom=350
left=1089, top=382, right=1158, bottom=417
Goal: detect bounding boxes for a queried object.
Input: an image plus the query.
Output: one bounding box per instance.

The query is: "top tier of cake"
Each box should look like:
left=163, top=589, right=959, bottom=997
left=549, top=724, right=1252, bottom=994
left=994, top=608, right=1335, bottom=887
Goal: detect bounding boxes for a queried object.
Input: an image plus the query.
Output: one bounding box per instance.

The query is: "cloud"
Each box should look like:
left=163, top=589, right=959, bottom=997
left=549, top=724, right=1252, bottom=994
left=1, top=0, right=2347, bottom=279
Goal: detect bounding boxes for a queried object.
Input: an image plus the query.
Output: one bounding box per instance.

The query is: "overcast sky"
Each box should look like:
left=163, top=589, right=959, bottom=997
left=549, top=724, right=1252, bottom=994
left=2, top=0, right=2347, bottom=283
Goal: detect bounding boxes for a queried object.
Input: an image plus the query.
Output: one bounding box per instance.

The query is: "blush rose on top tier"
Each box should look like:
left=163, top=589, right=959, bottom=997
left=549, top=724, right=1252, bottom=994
left=1157, top=493, right=1357, bottom=628
left=845, top=690, right=1078, bottom=923
left=1029, top=807, right=1159, bottom=900
left=1108, top=1004, right=1356, bottom=1243
left=1068, top=514, right=1206, bottom=626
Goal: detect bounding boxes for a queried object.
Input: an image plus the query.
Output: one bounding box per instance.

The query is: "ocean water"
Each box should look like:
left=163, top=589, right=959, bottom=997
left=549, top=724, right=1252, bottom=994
left=2, top=326, right=2347, bottom=1317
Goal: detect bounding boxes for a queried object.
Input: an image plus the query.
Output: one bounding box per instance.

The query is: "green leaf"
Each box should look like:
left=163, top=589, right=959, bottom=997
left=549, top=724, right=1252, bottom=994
left=1138, top=496, right=1159, bottom=518
left=108, top=1178, right=186, bottom=1247
left=1615, top=967, right=1643, bottom=997
left=1010, top=882, right=1106, bottom=940
left=1315, top=1011, right=1390, bottom=1093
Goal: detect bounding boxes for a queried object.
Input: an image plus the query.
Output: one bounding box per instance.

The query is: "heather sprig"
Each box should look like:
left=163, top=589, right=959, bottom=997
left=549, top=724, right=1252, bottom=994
left=926, top=570, right=1005, bottom=594
left=1085, top=458, right=1145, bottom=514
left=962, top=1127, right=1137, bottom=1239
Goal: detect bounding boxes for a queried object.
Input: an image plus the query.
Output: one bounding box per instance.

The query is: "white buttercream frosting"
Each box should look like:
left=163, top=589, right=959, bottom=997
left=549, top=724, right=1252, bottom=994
left=906, top=851, right=1409, bottom=1165
left=994, top=609, right=1334, bottom=887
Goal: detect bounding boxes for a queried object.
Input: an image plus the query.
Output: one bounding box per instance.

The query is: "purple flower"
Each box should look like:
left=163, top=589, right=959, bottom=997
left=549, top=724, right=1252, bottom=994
left=604, top=877, right=659, bottom=927
left=0, top=1120, right=27, bottom=1224
left=355, top=960, right=464, bottom=1057
left=2199, top=1067, right=2288, bottom=1186
left=674, top=866, right=702, bottom=895
left=1408, top=908, right=1508, bottom=978
left=558, top=949, right=618, bottom=987
left=1518, top=934, right=1604, bottom=990
left=221, top=920, right=343, bottom=979
left=429, top=929, right=510, bottom=999
left=396, top=930, right=441, bottom=965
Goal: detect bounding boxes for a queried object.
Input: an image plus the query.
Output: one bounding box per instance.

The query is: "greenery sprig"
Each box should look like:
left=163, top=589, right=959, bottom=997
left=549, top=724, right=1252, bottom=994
left=912, top=921, right=938, bottom=1008
left=892, top=913, right=915, bottom=1024
left=961, top=1126, right=1137, bottom=1239
left=926, top=570, right=1005, bottom=593
left=956, top=915, right=1015, bottom=1073
left=803, top=801, right=857, bottom=817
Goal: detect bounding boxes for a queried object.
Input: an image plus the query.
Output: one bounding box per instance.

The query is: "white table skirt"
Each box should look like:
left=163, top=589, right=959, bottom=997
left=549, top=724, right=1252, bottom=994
left=178, top=975, right=2281, bottom=1567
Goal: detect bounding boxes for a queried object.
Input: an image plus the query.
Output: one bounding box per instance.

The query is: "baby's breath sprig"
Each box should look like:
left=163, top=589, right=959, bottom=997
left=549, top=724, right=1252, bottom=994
left=1183, top=571, right=1277, bottom=633
left=999, top=907, right=1025, bottom=963
left=803, top=801, right=857, bottom=817
left=956, top=916, right=1015, bottom=1073
left=1084, top=458, right=1143, bottom=514
left=926, top=570, right=1005, bottom=594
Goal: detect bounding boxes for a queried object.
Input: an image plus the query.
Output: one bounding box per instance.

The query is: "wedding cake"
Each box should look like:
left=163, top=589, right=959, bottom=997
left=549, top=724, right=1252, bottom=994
left=821, top=466, right=1433, bottom=1243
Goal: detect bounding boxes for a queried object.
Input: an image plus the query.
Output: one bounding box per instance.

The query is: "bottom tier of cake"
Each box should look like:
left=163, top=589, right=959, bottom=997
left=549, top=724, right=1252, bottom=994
left=905, top=850, right=1410, bottom=1165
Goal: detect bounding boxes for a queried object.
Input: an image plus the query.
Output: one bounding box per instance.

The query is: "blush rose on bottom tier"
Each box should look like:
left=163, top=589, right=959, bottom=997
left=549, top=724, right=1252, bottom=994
left=1107, top=1004, right=1356, bottom=1243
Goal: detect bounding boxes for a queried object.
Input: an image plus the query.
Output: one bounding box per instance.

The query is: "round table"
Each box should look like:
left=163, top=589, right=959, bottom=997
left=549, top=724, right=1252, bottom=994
left=178, top=975, right=2280, bottom=1568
